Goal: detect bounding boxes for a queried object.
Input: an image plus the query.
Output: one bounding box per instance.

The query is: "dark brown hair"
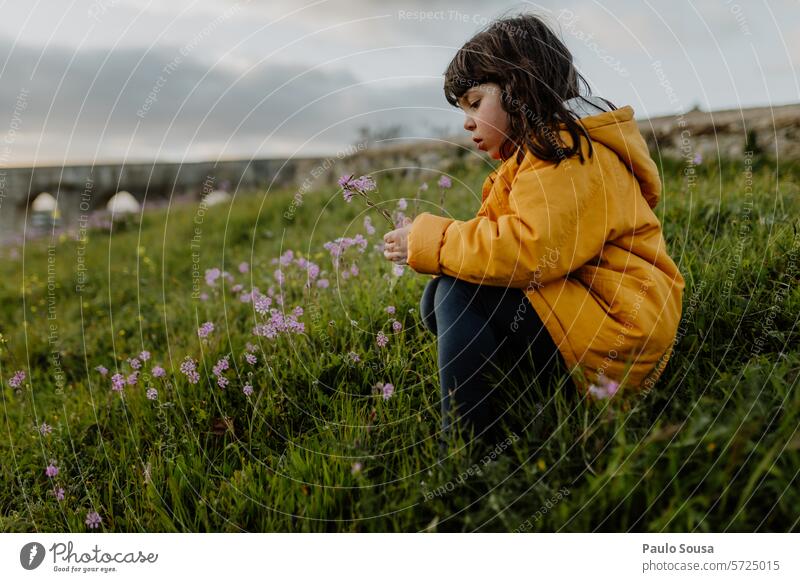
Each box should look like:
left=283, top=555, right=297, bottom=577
left=444, top=13, right=616, bottom=165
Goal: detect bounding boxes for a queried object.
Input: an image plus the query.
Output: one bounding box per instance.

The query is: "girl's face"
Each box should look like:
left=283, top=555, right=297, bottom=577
left=457, top=82, right=511, bottom=160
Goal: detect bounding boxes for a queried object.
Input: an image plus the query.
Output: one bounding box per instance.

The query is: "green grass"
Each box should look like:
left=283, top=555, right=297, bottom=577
left=1, top=156, right=798, bottom=532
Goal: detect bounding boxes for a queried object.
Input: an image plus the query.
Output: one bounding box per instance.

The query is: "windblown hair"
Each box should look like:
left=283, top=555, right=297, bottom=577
left=443, top=13, right=616, bottom=165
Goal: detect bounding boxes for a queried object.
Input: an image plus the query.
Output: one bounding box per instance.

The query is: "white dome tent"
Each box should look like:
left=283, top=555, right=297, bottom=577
left=203, top=189, right=232, bottom=207
left=32, top=192, right=58, bottom=214
left=30, top=192, right=61, bottom=228
left=106, top=191, right=141, bottom=218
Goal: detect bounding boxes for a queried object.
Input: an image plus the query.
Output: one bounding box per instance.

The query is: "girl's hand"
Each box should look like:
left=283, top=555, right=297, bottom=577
left=383, top=217, right=413, bottom=264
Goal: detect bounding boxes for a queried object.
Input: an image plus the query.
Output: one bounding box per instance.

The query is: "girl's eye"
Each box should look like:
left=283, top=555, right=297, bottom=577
left=470, top=100, right=481, bottom=109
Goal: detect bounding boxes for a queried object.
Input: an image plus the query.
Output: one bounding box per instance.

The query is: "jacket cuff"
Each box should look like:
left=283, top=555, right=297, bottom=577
left=407, top=213, right=453, bottom=275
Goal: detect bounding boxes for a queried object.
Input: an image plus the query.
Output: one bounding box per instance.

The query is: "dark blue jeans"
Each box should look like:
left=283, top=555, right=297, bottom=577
left=420, top=275, right=565, bottom=443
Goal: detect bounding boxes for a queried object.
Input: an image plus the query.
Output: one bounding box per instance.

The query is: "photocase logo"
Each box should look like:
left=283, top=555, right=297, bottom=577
left=20, top=542, right=46, bottom=570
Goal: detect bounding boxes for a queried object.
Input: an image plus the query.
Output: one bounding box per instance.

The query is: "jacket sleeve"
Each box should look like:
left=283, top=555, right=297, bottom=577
left=406, top=158, right=610, bottom=288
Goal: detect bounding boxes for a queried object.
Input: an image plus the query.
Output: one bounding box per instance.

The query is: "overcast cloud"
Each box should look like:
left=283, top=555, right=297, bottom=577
left=0, top=0, right=797, bottom=165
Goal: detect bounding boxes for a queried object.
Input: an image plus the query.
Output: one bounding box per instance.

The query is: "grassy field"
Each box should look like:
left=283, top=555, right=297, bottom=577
left=1, top=155, right=798, bottom=532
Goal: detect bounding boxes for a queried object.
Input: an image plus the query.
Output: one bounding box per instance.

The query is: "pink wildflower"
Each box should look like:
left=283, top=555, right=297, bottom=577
left=205, top=267, right=221, bottom=286
left=111, top=373, right=125, bottom=392
left=85, top=511, right=102, bottom=529
left=376, top=331, right=389, bottom=348
left=8, top=370, right=25, bottom=388
left=180, top=357, right=200, bottom=384
left=197, top=321, right=214, bottom=338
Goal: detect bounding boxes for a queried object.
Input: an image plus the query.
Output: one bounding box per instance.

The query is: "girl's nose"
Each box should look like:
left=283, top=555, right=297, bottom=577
left=463, top=115, right=476, bottom=131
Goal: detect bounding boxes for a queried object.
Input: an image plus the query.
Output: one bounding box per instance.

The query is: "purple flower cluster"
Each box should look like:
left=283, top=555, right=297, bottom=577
left=277, top=249, right=294, bottom=266
left=269, top=251, right=323, bottom=288
left=180, top=357, right=200, bottom=384
left=111, top=373, right=125, bottom=392
left=212, top=356, right=230, bottom=389
left=204, top=267, right=233, bottom=287
left=338, top=174, right=377, bottom=203
left=104, top=352, right=166, bottom=394
left=588, top=374, right=621, bottom=400
left=323, top=235, right=368, bottom=282
left=363, top=216, right=375, bottom=235
left=374, top=382, right=394, bottom=401
left=85, top=511, right=102, bottom=529
left=438, top=175, right=452, bottom=189
left=205, top=267, right=221, bottom=286
left=8, top=370, right=25, bottom=388
left=253, top=291, right=273, bottom=315
left=376, top=331, right=389, bottom=348
left=197, top=321, right=214, bottom=338
left=323, top=235, right=368, bottom=264
left=146, top=387, right=158, bottom=400
left=253, top=306, right=305, bottom=339
left=45, top=462, right=59, bottom=478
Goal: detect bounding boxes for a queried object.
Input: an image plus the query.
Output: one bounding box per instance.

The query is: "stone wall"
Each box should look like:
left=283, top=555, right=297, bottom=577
left=2, top=102, right=798, bottom=239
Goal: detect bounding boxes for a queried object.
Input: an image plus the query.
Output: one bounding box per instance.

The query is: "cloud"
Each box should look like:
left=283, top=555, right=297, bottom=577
left=0, top=0, right=797, bottom=165
left=0, top=34, right=460, bottom=165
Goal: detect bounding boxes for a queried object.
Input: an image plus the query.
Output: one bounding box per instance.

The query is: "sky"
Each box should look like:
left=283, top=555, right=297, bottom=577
left=0, top=0, right=797, bottom=166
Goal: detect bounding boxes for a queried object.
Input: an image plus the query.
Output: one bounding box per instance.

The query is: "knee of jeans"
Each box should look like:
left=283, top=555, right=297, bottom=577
left=433, top=275, right=477, bottom=312
left=420, top=279, right=438, bottom=334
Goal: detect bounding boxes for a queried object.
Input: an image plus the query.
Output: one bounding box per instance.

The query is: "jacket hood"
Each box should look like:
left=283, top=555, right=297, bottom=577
left=573, top=103, right=662, bottom=208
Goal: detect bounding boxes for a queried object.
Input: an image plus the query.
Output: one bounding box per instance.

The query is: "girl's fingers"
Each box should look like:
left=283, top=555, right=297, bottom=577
left=383, top=250, right=406, bottom=262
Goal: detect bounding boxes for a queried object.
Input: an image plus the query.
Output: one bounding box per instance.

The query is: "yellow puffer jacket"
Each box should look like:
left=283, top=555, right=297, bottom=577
left=407, top=105, right=685, bottom=395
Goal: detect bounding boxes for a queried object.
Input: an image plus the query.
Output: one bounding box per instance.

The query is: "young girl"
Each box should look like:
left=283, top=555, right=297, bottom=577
left=382, top=14, right=685, bottom=442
